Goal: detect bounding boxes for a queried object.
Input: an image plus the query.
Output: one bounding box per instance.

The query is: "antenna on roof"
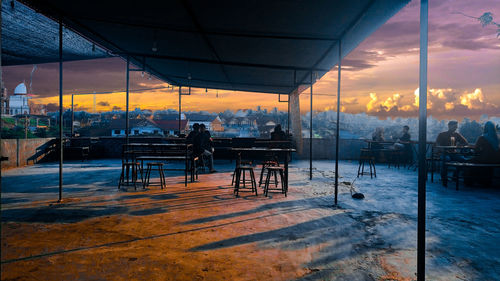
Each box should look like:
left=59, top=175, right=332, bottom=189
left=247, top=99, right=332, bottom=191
left=29, top=65, right=37, bottom=95
left=93, top=92, right=96, bottom=113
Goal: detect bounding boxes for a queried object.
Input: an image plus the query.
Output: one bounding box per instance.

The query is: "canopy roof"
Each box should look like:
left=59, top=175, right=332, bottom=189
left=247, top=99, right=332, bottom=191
left=7, top=0, right=409, bottom=94
left=1, top=0, right=109, bottom=65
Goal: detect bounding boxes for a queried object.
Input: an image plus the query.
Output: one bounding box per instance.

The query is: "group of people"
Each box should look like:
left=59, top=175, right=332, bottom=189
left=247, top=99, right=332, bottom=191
left=371, top=120, right=499, bottom=186
left=436, top=120, right=499, bottom=164
left=185, top=124, right=288, bottom=173
left=436, top=120, right=499, bottom=186
left=371, top=125, right=413, bottom=163
left=186, top=123, right=217, bottom=173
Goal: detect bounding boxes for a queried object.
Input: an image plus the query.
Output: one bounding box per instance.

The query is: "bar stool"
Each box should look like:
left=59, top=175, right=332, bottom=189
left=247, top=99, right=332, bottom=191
left=144, top=162, right=166, bottom=189
left=388, top=149, right=405, bottom=169
left=357, top=149, right=376, bottom=178
left=231, top=152, right=252, bottom=186
left=259, top=158, right=279, bottom=187
left=118, top=161, right=141, bottom=190
left=234, top=165, right=257, bottom=196
left=263, top=166, right=286, bottom=197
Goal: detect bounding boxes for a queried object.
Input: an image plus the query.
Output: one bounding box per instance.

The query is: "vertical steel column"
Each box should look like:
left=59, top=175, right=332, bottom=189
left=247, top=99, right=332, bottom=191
left=178, top=86, right=182, bottom=135
left=58, top=19, right=63, bottom=202
left=417, top=0, right=428, bottom=280
left=71, top=94, right=74, bottom=137
left=125, top=57, right=130, bottom=144
left=309, top=71, right=313, bottom=180
left=335, top=41, right=342, bottom=206
left=287, top=96, right=290, bottom=134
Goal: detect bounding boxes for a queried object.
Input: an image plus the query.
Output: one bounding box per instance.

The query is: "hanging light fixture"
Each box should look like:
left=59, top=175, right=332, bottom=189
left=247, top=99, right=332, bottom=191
left=152, top=30, right=159, bottom=52
left=92, top=43, right=96, bottom=52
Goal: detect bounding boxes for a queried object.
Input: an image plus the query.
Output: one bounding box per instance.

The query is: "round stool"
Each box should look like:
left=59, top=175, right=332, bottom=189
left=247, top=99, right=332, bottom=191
left=357, top=149, right=376, bottom=178
left=263, top=166, right=286, bottom=197
left=118, top=161, right=141, bottom=190
left=234, top=165, right=257, bottom=197
left=144, top=162, right=166, bottom=189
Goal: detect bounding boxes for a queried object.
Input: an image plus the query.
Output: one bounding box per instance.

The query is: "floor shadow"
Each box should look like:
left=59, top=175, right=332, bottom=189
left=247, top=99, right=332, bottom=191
left=183, top=197, right=325, bottom=225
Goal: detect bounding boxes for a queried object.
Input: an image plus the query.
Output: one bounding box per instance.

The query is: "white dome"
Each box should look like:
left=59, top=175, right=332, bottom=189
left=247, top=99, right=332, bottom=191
left=14, top=83, right=27, bottom=95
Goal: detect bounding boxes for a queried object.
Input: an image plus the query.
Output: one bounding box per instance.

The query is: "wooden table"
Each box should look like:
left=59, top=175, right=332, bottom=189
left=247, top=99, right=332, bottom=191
left=230, top=147, right=296, bottom=192
left=124, top=143, right=193, bottom=186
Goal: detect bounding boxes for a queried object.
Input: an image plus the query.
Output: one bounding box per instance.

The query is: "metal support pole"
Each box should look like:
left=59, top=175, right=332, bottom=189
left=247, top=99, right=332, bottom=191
left=417, top=0, right=428, bottom=280
left=126, top=57, right=130, bottom=144
left=309, top=71, right=313, bottom=180
left=335, top=41, right=342, bottom=206
left=58, top=19, right=63, bottom=202
left=287, top=96, right=290, bottom=134
left=24, top=115, right=28, bottom=139
left=178, top=86, right=182, bottom=135
left=71, top=94, right=74, bottom=137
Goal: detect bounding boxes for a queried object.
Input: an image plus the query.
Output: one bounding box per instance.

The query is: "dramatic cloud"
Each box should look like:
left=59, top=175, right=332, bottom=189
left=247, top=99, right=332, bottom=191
left=97, top=101, right=110, bottom=107
left=367, top=87, right=499, bottom=118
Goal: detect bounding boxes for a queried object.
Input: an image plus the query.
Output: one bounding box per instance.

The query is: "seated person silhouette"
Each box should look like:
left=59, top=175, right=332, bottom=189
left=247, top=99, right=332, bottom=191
left=393, top=125, right=413, bottom=163
left=465, top=121, right=500, bottom=186
left=194, top=124, right=216, bottom=173
left=271, top=124, right=287, bottom=141
left=436, top=120, right=469, bottom=182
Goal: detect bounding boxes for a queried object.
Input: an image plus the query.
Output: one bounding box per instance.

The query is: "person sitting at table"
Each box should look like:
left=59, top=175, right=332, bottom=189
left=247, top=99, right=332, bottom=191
left=371, top=127, right=385, bottom=149
left=186, top=123, right=200, bottom=144
left=271, top=124, right=287, bottom=141
left=464, top=121, right=500, bottom=186
left=436, top=120, right=469, bottom=182
left=436, top=120, right=468, bottom=147
left=393, top=125, right=413, bottom=163
left=195, top=124, right=216, bottom=173
left=472, top=121, right=500, bottom=163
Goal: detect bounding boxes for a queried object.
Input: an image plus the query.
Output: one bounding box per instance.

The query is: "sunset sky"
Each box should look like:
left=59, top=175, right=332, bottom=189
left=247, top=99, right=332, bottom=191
left=3, top=0, right=500, bottom=120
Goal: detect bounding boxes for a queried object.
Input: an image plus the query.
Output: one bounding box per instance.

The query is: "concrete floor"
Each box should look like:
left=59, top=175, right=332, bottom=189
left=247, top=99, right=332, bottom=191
left=1, top=159, right=499, bottom=280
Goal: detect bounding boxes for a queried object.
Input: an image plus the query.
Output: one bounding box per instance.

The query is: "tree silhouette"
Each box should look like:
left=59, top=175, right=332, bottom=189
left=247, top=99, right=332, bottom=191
left=454, top=11, right=500, bottom=38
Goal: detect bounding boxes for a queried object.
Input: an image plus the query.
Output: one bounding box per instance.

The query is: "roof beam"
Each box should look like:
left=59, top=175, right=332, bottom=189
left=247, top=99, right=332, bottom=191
left=72, top=16, right=340, bottom=42
left=119, top=52, right=330, bottom=72
left=180, top=0, right=233, bottom=88
left=293, top=0, right=375, bottom=94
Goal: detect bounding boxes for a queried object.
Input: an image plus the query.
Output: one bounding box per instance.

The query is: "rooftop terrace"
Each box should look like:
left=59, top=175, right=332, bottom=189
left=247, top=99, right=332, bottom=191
left=2, top=160, right=499, bottom=280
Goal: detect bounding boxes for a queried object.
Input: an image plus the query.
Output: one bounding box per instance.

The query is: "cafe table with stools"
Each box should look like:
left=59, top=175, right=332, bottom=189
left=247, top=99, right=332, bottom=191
left=230, top=147, right=296, bottom=196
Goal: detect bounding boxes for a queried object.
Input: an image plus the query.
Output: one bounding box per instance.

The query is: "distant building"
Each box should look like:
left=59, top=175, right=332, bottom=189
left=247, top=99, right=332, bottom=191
left=155, top=120, right=189, bottom=136
left=186, top=114, right=224, bottom=132
left=8, top=83, right=30, bottom=115
left=109, top=119, right=163, bottom=137
left=154, top=113, right=186, bottom=120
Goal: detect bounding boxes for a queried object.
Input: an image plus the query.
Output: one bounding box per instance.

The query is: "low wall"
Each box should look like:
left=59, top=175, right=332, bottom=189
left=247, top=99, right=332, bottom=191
left=1, top=138, right=55, bottom=169
left=296, top=138, right=366, bottom=160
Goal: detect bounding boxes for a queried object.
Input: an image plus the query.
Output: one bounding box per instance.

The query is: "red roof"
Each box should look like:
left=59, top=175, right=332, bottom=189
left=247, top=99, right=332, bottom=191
left=154, top=120, right=188, bottom=131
